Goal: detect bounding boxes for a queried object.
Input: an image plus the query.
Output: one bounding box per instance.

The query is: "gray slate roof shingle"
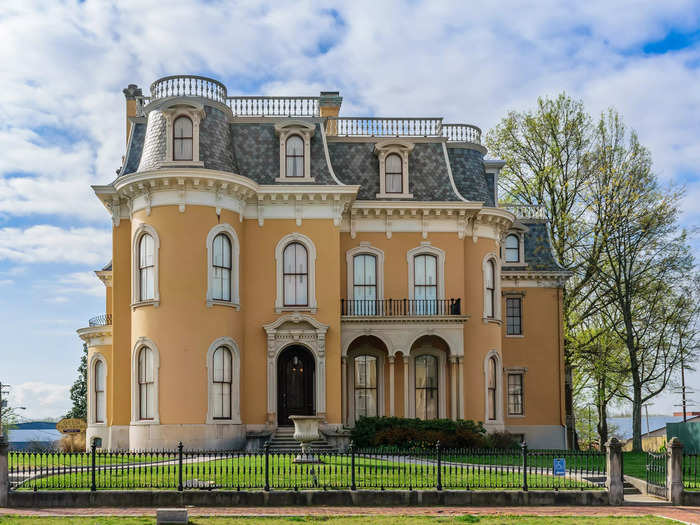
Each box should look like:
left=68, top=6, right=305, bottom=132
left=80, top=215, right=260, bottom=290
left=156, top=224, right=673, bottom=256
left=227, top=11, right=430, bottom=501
left=447, top=147, right=494, bottom=205
left=502, top=221, right=565, bottom=272
left=121, top=123, right=145, bottom=175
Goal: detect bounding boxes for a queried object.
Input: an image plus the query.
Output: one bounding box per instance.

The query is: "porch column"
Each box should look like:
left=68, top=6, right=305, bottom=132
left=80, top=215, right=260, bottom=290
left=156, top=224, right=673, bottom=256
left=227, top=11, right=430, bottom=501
left=341, top=356, right=348, bottom=425
left=450, top=356, right=457, bottom=420
left=388, top=355, right=395, bottom=416
left=403, top=354, right=410, bottom=418
left=458, top=357, right=465, bottom=419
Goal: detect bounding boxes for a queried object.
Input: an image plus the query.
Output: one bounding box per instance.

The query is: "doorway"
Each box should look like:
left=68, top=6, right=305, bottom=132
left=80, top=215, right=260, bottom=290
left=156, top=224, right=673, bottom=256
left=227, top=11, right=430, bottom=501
left=277, top=345, right=315, bottom=425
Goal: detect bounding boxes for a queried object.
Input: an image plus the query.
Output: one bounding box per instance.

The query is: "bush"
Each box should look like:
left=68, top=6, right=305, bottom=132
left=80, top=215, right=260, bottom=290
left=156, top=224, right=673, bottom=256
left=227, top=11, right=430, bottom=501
left=350, top=417, right=487, bottom=449
left=485, top=431, right=521, bottom=449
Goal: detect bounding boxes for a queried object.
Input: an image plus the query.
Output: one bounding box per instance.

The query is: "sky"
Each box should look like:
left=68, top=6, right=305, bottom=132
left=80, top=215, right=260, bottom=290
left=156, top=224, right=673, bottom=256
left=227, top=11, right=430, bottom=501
left=0, top=0, right=699, bottom=420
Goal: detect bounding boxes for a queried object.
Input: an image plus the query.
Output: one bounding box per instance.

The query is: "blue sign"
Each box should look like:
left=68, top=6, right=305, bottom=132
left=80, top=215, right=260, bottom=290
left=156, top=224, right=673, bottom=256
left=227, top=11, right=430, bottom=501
left=553, top=458, right=566, bottom=476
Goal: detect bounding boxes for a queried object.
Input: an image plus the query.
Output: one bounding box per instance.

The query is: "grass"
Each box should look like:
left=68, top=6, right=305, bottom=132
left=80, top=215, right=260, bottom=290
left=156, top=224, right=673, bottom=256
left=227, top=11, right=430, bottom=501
left=9, top=452, right=167, bottom=469
left=0, top=515, right=678, bottom=524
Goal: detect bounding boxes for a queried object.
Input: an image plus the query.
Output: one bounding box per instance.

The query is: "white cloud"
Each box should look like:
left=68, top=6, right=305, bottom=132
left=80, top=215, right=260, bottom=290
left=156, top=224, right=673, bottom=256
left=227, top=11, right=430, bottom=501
left=8, top=382, right=71, bottom=421
left=0, top=225, right=111, bottom=265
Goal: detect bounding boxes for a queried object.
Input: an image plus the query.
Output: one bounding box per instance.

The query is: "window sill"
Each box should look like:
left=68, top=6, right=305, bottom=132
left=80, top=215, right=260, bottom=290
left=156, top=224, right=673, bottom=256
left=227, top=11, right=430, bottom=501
left=275, top=176, right=315, bottom=183
left=275, top=306, right=318, bottom=314
left=482, top=317, right=502, bottom=325
left=505, top=334, right=524, bottom=338
left=130, top=419, right=160, bottom=426
left=502, top=262, right=528, bottom=268
left=159, top=160, right=205, bottom=167
left=131, top=300, right=160, bottom=310
left=206, top=418, right=243, bottom=425
left=375, top=192, right=413, bottom=199
left=507, top=414, right=526, bottom=419
left=88, top=422, right=107, bottom=428
left=207, top=300, right=240, bottom=310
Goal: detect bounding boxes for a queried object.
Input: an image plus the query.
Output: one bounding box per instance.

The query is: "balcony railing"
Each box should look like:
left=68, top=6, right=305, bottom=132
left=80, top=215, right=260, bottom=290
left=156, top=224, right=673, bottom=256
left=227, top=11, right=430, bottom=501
left=227, top=96, right=319, bottom=117
left=442, top=123, right=482, bottom=145
left=341, top=298, right=461, bottom=317
left=499, top=203, right=547, bottom=220
left=329, top=117, right=443, bottom=137
left=88, top=314, right=112, bottom=327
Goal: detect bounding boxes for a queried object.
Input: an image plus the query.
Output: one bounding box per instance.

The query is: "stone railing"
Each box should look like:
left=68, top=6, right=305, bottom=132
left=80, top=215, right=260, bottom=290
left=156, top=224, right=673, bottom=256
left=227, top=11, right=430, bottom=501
left=499, top=203, right=547, bottom=220
left=227, top=96, right=319, bottom=117
left=150, top=75, right=227, bottom=104
left=328, top=117, right=443, bottom=137
left=88, top=314, right=112, bottom=327
left=442, top=123, right=482, bottom=145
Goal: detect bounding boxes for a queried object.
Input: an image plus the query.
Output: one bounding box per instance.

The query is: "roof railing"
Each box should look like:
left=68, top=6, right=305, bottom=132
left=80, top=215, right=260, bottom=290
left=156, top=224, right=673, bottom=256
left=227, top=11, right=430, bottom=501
left=150, top=75, right=227, bottom=103
left=227, top=96, right=319, bottom=117
left=328, top=117, right=443, bottom=137
left=442, top=123, right=482, bottom=145
left=499, top=203, right=547, bottom=220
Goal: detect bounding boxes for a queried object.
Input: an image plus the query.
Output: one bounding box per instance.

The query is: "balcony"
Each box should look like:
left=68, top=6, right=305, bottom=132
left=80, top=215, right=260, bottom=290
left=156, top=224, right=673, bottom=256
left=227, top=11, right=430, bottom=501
left=88, top=314, right=112, bottom=327
left=341, top=298, right=462, bottom=317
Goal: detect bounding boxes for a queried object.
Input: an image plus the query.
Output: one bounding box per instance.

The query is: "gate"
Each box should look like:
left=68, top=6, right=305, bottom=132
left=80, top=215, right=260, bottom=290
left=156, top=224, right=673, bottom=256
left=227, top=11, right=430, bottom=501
left=645, top=451, right=667, bottom=499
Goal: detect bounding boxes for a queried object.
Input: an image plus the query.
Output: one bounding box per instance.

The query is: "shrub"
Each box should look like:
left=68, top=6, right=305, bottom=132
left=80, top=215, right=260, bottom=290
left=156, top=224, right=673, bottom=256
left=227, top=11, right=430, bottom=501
left=350, top=417, right=487, bottom=449
left=486, top=431, right=521, bottom=449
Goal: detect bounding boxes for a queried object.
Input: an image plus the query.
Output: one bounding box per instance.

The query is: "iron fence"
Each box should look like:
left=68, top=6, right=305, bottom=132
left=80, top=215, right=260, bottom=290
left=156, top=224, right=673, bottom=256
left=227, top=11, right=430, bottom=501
left=684, top=453, right=699, bottom=490
left=646, top=451, right=667, bottom=498
left=341, top=298, right=461, bottom=317
left=8, top=442, right=607, bottom=492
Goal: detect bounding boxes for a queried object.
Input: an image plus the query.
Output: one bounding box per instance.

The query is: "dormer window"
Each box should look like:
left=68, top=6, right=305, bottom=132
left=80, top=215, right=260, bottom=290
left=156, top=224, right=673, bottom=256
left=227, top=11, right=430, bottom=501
left=275, top=121, right=315, bottom=182
left=375, top=141, right=414, bottom=199
left=173, top=116, right=193, bottom=160
left=504, top=234, right=519, bottom=263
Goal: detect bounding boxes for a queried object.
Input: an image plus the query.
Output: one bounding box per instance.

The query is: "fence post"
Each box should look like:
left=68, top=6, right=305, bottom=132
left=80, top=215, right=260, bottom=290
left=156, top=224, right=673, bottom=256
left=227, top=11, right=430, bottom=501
left=0, top=436, right=8, bottom=507
left=605, top=437, right=623, bottom=505
left=436, top=440, right=442, bottom=491
left=667, top=437, right=683, bottom=505
left=177, top=441, right=183, bottom=492
left=521, top=441, right=528, bottom=492
left=90, top=440, right=97, bottom=492
left=264, top=441, right=270, bottom=492
left=350, top=441, right=356, bottom=491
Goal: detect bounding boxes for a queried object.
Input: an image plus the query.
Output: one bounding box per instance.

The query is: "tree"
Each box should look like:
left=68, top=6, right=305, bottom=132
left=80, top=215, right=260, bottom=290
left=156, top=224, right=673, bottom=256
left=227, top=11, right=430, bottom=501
left=65, top=342, right=88, bottom=420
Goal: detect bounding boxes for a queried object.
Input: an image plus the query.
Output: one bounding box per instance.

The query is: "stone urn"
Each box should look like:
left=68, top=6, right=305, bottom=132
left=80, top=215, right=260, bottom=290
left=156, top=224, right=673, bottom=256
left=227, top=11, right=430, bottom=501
left=289, top=415, right=325, bottom=464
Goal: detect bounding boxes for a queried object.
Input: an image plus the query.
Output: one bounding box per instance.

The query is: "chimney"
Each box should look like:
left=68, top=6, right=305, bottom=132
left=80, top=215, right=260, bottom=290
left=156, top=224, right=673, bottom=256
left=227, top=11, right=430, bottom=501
left=122, top=84, right=143, bottom=146
left=319, top=91, right=342, bottom=135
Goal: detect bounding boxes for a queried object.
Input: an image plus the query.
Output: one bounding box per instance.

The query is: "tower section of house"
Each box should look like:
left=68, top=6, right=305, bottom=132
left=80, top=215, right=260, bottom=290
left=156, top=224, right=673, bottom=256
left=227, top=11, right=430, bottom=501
left=77, top=75, right=569, bottom=451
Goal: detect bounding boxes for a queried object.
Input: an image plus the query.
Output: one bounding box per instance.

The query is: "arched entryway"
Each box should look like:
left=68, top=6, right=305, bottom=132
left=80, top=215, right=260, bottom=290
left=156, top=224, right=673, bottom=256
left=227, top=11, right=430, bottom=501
left=277, top=345, right=315, bottom=425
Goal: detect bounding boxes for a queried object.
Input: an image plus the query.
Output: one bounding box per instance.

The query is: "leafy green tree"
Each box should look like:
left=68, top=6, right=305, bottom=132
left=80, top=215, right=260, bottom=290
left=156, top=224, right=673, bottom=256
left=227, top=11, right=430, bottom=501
left=65, top=342, right=88, bottom=420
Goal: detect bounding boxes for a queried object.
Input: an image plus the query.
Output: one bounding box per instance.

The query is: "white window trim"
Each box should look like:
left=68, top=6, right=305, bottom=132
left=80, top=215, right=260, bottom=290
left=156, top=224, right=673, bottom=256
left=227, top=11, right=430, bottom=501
left=502, top=231, right=527, bottom=267
left=482, top=253, right=501, bottom=322
left=131, top=337, right=160, bottom=425
left=346, top=345, right=385, bottom=424
left=87, top=353, right=107, bottom=427
left=484, top=350, right=504, bottom=426
left=206, top=223, right=240, bottom=309
left=132, top=223, right=160, bottom=309
left=407, top=242, right=446, bottom=300
left=206, top=336, right=242, bottom=425
left=505, top=367, right=527, bottom=418
left=374, top=141, right=414, bottom=199
left=274, top=232, right=317, bottom=313
left=408, top=346, right=447, bottom=419
left=275, top=121, right=315, bottom=182
left=161, top=104, right=205, bottom=167
left=346, top=242, right=385, bottom=300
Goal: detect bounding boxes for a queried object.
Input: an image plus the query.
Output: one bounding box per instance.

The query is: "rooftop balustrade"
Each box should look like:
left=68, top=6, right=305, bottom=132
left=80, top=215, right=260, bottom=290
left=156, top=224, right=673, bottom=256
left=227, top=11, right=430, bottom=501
left=88, top=314, right=112, bottom=327
left=499, top=203, right=547, bottom=220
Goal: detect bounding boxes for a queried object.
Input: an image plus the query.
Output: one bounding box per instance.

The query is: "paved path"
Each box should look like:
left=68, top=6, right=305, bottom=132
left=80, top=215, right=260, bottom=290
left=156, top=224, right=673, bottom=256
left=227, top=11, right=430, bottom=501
left=1, top=505, right=699, bottom=523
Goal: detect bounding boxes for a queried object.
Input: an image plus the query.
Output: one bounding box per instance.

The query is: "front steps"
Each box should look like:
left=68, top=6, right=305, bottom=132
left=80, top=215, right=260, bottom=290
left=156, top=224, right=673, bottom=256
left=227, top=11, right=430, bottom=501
left=267, top=426, right=335, bottom=452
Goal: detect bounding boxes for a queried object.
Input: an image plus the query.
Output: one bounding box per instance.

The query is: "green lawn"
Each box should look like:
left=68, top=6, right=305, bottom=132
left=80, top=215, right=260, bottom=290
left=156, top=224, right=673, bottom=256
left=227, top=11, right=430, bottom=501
left=9, top=452, right=168, bottom=469
left=0, top=515, right=677, bottom=524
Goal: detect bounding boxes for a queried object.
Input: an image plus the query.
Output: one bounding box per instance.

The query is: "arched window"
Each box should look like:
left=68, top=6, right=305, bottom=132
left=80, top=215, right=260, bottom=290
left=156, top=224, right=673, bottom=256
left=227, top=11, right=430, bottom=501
left=505, top=234, right=520, bottom=263
left=212, top=346, right=232, bottom=419
left=138, top=347, right=155, bottom=420
left=385, top=153, right=403, bottom=193
left=354, top=355, right=377, bottom=421
left=415, top=354, right=438, bottom=419
left=283, top=242, right=308, bottom=306
left=285, top=135, right=304, bottom=178
left=173, top=116, right=193, bottom=161
left=94, top=360, right=106, bottom=423
left=414, top=254, right=438, bottom=314
left=212, top=233, right=232, bottom=301
left=485, top=259, right=495, bottom=318
left=487, top=356, right=497, bottom=421
left=139, top=233, right=155, bottom=301
left=353, top=254, right=377, bottom=314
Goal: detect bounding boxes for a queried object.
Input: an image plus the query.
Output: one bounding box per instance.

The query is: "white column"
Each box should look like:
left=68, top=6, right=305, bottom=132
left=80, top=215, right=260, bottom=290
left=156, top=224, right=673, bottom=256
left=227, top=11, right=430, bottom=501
left=388, top=355, right=395, bottom=417
left=458, top=357, right=465, bottom=419
left=403, top=354, right=410, bottom=418
left=341, top=356, right=348, bottom=425
left=450, top=356, right=457, bottom=420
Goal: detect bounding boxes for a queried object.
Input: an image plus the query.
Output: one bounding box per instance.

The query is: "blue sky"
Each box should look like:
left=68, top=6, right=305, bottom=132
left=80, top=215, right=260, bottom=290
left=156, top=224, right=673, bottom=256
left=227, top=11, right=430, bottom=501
left=0, top=1, right=698, bottom=420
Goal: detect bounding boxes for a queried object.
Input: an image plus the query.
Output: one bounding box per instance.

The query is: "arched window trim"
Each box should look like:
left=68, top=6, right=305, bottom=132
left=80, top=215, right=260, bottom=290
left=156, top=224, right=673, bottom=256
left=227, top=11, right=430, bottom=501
left=275, top=121, right=315, bottom=182
left=206, top=223, right=240, bottom=308
left=274, top=233, right=317, bottom=313
left=285, top=134, right=305, bottom=178
left=132, top=223, right=160, bottom=309
left=88, top=353, right=107, bottom=426
left=483, top=350, right=504, bottom=426
left=406, top=243, right=446, bottom=301
left=502, top=231, right=526, bottom=265
left=172, top=116, right=193, bottom=161
left=162, top=104, right=205, bottom=166
left=130, top=337, right=160, bottom=425
left=346, top=243, right=385, bottom=300
left=408, top=345, right=447, bottom=419
left=346, top=345, right=385, bottom=424
left=206, top=337, right=242, bottom=425
left=374, top=141, right=414, bottom=199
left=482, top=253, right=501, bottom=321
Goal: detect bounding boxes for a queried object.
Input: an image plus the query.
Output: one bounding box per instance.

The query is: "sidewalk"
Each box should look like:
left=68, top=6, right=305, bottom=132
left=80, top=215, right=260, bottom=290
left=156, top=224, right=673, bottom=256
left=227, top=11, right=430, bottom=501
left=1, top=505, right=699, bottom=524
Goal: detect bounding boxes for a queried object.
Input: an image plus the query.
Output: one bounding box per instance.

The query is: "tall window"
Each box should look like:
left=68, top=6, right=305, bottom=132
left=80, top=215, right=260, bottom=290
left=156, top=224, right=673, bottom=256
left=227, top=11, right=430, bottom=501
left=285, top=135, right=304, bottom=178
left=94, top=360, right=105, bottom=423
left=138, top=347, right=155, bottom=420
left=385, top=153, right=403, bottom=193
left=415, top=355, right=438, bottom=419
left=485, top=259, right=495, bottom=318
left=212, top=233, right=232, bottom=301
left=212, top=346, right=232, bottom=419
left=506, top=297, right=522, bottom=335
left=505, top=234, right=520, bottom=263
left=139, top=234, right=155, bottom=301
left=508, top=373, right=524, bottom=416
left=487, top=356, right=497, bottom=420
left=353, top=254, right=377, bottom=314
left=283, top=242, right=308, bottom=306
left=414, top=254, right=438, bottom=314
left=173, top=116, right=193, bottom=161
left=354, top=355, right=377, bottom=420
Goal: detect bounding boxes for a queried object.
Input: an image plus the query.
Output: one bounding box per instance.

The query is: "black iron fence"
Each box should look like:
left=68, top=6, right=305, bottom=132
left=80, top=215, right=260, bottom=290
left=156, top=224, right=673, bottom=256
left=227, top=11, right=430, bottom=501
left=645, top=451, right=667, bottom=498
left=341, top=298, right=461, bottom=317
left=9, top=442, right=606, bottom=492
left=684, top=453, right=699, bottom=490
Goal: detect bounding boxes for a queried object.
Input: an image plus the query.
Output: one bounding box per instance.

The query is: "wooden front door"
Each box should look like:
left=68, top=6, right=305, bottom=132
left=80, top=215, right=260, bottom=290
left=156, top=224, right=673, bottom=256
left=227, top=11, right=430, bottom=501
left=277, top=346, right=315, bottom=425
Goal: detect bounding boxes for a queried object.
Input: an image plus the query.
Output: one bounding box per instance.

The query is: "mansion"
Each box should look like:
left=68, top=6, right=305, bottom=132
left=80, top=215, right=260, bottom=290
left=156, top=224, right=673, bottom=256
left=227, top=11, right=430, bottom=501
left=77, top=75, right=570, bottom=451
